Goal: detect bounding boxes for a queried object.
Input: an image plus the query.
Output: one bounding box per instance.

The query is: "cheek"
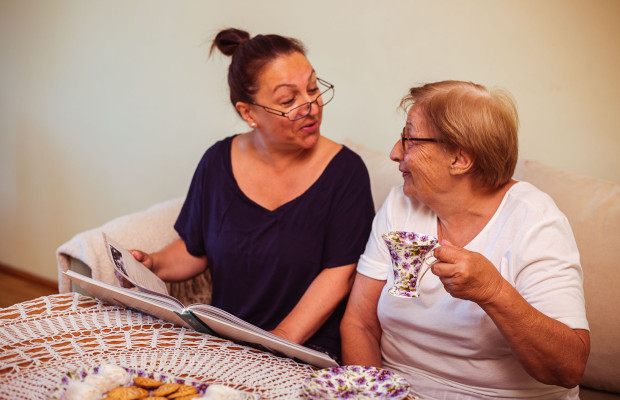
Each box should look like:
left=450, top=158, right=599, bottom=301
left=266, top=118, right=293, bottom=135
left=404, top=149, right=434, bottom=173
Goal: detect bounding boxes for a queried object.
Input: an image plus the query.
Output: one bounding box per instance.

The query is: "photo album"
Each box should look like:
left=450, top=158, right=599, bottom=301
left=64, top=233, right=339, bottom=369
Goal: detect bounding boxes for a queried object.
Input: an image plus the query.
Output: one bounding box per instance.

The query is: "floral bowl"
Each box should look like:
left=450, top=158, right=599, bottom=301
left=303, top=365, right=410, bottom=399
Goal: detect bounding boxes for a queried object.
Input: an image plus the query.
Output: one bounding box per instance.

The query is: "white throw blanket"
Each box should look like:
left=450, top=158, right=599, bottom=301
left=56, top=197, right=184, bottom=293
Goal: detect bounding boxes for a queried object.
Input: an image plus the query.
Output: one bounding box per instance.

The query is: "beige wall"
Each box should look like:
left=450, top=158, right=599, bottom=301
left=1, top=0, right=619, bottom=281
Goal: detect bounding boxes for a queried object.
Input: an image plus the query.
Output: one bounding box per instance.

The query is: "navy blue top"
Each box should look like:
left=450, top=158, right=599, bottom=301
left=174, top=136, right=375, bottom=358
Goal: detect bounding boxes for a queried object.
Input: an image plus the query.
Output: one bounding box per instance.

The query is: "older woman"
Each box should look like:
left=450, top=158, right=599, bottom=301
left=130, top=28, right=374, bottom=361
left=340, top=81, right=589, bottom=399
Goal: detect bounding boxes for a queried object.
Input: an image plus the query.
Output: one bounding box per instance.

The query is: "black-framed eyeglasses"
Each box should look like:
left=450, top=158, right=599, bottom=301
left=251, top=78, right=334, bottom=121
left=401, top=127, right=438, bottom=152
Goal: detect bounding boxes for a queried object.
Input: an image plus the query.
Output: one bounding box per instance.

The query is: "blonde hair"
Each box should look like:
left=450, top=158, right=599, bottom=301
left=400, top=80, right=519, bottom=189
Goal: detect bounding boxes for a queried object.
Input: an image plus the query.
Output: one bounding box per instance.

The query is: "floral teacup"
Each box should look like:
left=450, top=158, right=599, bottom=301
left=382, top=231, right=439, bottom=298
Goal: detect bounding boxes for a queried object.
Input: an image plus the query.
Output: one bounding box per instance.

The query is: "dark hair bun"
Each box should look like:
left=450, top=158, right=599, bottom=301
left=211, top=28, right=251, bottom=56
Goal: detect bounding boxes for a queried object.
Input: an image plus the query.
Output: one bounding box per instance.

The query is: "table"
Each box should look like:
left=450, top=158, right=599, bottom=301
left=0, top=293, right=317, bottom=399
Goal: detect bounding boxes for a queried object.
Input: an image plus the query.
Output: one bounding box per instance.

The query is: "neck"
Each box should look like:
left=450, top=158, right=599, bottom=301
left=435, top=179, right=516, bottom=246
left=248, top=131, right=317, bottom=170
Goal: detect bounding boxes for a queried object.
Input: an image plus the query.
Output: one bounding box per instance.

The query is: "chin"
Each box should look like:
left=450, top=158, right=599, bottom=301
left=402, top=181, right=416, bottom=199
left=299, top=130, right=321, bottom=147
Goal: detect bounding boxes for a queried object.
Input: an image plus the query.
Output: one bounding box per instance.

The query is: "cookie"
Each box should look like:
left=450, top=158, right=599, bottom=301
left=133, top=376, right=164, bottom=389
left=167, top=384, right=198, bottom=398
left=105, top=385, right=149, bottom=399
left=151, top=383, right=180, bottom=396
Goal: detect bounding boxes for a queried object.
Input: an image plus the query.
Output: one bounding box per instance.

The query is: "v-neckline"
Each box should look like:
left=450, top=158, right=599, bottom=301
left=226, top=136, right=345, bottom=213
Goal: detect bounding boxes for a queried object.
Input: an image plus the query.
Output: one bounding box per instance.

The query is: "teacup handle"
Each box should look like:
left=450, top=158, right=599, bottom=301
left=416, top=245, right=440, bottom=289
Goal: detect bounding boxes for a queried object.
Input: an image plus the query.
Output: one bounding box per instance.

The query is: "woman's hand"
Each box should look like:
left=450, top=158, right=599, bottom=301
left=114, top=249, right=155, bottom=288
left=431, top=241, right=506, bottom=305
left=129, top=249, right=154, bottom=270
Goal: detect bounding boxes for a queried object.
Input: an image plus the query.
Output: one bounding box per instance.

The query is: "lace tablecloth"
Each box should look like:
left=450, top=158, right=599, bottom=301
left=0, top=293, right=317, bottom=399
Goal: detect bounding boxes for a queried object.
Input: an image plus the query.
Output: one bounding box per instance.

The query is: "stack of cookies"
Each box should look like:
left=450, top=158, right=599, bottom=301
left=105, top=376, right=200, bottom=399
left=60, top=364, right=253, bottom=400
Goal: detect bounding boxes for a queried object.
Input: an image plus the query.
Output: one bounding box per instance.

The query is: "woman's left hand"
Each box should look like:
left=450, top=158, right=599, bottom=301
left=431, top=241, right=506, bottom=305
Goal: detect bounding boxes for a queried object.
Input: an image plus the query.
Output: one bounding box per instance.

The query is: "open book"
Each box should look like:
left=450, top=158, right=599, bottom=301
left=64, top=233, right=339, bottom=369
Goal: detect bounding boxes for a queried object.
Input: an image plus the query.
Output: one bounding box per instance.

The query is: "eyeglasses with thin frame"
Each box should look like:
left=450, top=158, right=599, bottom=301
left=251, top=78, right=334, bottom=121
left=400, top=127, right=438, bottom=152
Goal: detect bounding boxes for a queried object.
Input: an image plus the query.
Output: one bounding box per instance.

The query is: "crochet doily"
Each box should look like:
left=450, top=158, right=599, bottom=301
left=0, top=293, right=316, bottom=399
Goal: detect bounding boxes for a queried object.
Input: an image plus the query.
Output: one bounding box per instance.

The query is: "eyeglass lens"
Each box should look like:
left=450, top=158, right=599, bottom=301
left=401, top=128, right=408, bottom=151
left=287, top=85, right=334, bottom=121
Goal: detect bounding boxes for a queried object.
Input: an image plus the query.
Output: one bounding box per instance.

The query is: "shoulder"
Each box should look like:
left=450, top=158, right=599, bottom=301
left=324, top=145, right=370, bottom=184
left=316, top=136, right=367, bottom=168
left=489, top=181, right=577, bottom=256
left=196, top=136, right=234, bottom=166
left=502, top=181, right=566, bottom=220
left=337, top=144, right=368, bottom=167
left=205, top=135, right=234, bottom=156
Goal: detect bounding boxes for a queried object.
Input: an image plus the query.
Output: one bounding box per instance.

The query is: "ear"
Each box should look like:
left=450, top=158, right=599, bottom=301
left=235, top=102, right=256, bottom=128
left=449, top=148, right=475, bottom=176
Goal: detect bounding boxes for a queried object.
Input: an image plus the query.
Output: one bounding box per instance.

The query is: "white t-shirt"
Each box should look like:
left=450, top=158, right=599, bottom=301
left=357, top=182, right=588, bottom=399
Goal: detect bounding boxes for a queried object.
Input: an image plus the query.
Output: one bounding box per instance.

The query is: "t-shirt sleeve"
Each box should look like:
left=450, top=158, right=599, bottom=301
left=513, top=214, right=589, bottom=331
left=174, top=148, right=214, bottom=257
left=356, top=185, right=400, bottom=280
left=320, top=150, right=375, bottom=269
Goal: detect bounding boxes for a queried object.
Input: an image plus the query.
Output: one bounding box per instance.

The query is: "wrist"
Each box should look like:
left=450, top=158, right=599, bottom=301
left=269, top=327, right=296, bottom=343
left=479, top=276, right=511, bottom=307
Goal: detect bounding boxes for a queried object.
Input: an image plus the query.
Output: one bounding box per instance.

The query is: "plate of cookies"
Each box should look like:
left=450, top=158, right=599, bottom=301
left=49, top=363, right=260, bottom=400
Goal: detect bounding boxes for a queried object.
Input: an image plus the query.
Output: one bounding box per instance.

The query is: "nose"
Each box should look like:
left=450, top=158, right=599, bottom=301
left=307, top=98, right=321, bottom=116
left=389, top=139, right=403, bottom=162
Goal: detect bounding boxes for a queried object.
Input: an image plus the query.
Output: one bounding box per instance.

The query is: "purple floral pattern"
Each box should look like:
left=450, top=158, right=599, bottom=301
left=382, top=231, right=438, bottom=298
left=50, top=365, right=260, bottom=399
left=303, top=366, right=410, bottom=399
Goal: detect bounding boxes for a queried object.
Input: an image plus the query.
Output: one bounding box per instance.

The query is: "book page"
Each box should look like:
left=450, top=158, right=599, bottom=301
left=103, top=233, right=169, bottom=295
left=188, top=305, right=339, bottom=369
left=64, top=270, right=188, bottom=326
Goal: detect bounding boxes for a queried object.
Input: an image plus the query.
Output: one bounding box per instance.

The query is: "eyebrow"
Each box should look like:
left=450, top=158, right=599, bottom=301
left=272, top=70, right=317, bottom=94
left=404, top=121, right=418, bottom=136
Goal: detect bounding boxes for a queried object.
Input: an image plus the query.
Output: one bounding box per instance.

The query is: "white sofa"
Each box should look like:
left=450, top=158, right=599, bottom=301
left=57, top=140, right=620, bottom=398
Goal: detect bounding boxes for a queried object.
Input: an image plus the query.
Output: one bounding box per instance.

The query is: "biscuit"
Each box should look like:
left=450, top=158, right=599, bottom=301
left=151, top=383, right=180, bottom=396
left=133, top=376, right=164, bottom=389
left=167, top=384, right=198, bottom=398
left=105, top=385, right=149, bottom=399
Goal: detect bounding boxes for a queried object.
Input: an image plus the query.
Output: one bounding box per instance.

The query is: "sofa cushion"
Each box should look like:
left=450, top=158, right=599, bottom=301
left=514, top=160, right=620, bottom=393
left=343, top=139, right=402, bottom=212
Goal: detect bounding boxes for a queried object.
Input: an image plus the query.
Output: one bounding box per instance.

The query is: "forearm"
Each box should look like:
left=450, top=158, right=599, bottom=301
left=340, top=312, right=382, bottom=367
left=151, top=239, right=207, bottom=282
left=481, top=280, right=590, bottom=388
left=271, top=264, right=357, bottom=344
left=340, top=273, right=385, bottom=366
